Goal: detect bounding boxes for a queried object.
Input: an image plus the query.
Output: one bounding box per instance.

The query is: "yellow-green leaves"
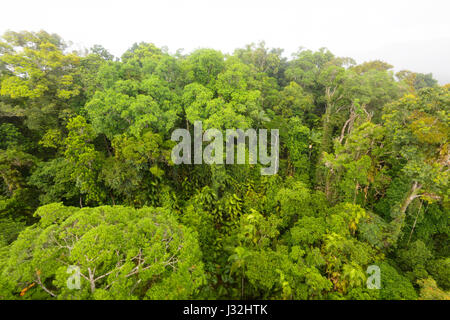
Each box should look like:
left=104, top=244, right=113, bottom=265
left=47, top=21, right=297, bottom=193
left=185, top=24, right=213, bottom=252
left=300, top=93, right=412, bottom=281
left=3, top=204, right=205, bottom=299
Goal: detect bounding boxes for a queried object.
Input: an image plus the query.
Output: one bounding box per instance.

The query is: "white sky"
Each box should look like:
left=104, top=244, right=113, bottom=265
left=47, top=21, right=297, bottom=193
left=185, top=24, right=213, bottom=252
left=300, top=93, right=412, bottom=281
left=1, top=0, right=449, bottom=83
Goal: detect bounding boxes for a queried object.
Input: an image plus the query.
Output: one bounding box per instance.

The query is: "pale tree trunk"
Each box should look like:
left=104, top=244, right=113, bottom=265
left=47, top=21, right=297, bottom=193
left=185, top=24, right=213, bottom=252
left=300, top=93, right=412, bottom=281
left=407, top=200, right=423, bottom=246
left=400, top=181, right=422, bottom=214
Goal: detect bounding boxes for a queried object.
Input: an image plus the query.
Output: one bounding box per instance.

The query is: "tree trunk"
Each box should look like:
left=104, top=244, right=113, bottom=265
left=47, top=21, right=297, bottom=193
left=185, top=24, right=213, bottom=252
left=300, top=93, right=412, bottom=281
left=353, top=181, right=359, bottom=204
left=88, top=267, right=96, bottom=293
left=103, top=135, right=112, bottom=157
left=387, top=181, right=422, bottom=247
left=407, top=200, right=423, bottom=245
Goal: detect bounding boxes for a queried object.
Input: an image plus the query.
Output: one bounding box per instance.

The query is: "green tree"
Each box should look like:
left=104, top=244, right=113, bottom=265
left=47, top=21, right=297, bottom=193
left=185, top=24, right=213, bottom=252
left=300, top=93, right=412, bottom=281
left=0, top=203, right=205, bottom=300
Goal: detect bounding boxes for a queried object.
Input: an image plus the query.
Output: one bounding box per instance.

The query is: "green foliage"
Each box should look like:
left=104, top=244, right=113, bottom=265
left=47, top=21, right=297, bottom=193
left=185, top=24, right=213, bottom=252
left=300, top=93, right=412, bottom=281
left=64, top=116, right=105, bottom=204
left=0, top=30, right=448, bottom=300
left=0, top=203, right=205, bottom=299
left=417, top=278, right=450, bottom=300
left=427, top=258, right=450, bottom=290
left=0, top=31, right=81, bottom=133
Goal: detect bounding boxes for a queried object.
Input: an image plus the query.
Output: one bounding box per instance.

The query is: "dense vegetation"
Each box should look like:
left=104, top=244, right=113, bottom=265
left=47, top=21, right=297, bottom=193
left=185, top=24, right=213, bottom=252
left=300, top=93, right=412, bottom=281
left=0, top=30, right=448, bottom=300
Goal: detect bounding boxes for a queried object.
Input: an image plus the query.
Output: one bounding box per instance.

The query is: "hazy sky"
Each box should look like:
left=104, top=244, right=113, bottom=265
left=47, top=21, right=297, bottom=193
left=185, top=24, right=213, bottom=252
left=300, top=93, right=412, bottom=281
left=1, top=0, right=449, bottom=83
